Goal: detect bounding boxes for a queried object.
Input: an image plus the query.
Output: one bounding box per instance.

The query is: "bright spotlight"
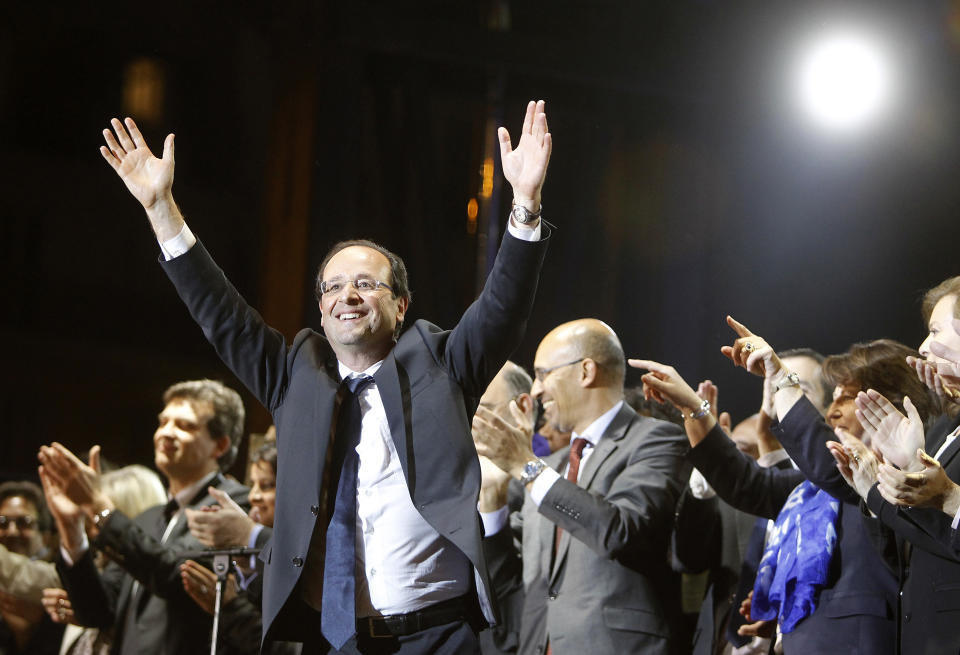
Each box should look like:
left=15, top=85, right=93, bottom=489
left=796, top=32, right=891, bottom=131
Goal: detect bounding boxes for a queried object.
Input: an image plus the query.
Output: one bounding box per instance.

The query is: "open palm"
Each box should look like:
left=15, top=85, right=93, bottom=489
left=855, top=390, right=924, bottom=471
left=101, top=117, right=175, bottom=210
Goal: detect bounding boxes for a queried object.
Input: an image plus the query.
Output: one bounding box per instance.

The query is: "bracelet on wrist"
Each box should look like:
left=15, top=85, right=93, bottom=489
left=684, top=399, right=711, bottom=420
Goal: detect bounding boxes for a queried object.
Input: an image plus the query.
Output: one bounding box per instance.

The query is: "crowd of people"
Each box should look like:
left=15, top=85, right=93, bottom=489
left=3, top=99, right=960, bottom=655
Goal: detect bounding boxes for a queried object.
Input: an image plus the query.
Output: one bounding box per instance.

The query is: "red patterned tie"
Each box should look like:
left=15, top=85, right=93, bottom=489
left=555, top=437, right=589, bottom=548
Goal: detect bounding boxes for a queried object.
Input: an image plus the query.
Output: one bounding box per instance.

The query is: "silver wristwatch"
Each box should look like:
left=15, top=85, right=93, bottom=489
left=773, top=371, right=801, bottom=393
left=509, top=203, right=543, bottom=225
left=519, top=459, right=548, bottom=485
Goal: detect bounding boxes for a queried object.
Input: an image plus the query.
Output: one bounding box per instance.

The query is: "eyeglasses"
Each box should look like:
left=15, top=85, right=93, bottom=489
left=319, top=277, right=394, bottom=297
left=534, top=358, right=584, bottom=382
left=0, top=515, right=37, bottom=531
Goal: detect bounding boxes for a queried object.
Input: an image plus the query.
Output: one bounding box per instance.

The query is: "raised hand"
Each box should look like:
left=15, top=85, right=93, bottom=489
left=498, top=100, right=552, bottom=212
left=473, top=401, right=536, bottom=480
left=180, top=560, right=236, bottom=616
left=855, top=390, right=925, bottom=472
left=696, top=380, right=731, bottom=433
left=41, top=588, right=76, bottom=626
left=185, top=487, right=254, bottom=549
left=720, top=316, right=783, bottom=379
left=37, top=443, right=112, bottom=517
left=876, top=450, right=960, bottom=516
left=101, top=118, right=175, bottom=210
left=826, top=428, right=880, bottom=500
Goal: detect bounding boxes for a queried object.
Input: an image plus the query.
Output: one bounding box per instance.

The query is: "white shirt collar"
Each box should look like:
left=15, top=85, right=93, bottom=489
left=338, top=359, right=384, bottom=381
left=570, top=400, right=624, bottom=448
left=169, top=470, right=219, bottom=509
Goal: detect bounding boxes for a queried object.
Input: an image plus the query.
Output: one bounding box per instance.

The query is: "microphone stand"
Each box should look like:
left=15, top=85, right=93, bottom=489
left=182, top=547, right=262, bottom=655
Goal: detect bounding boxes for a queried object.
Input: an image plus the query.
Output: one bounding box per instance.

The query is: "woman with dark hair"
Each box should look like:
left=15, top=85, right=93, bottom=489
left=629, top=322, right=934, bottom=655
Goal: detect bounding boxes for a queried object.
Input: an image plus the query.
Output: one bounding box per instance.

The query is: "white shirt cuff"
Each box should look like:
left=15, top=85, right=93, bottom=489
left=688, top=468, right=716, bottom=499
left=529, top=468, right=561, bottom=506
left=59, top=533, right=90, bottom=567
left=757, top=448, right=790, bottom=468
left=506, top=218, right=541, bottom=242
left=247, top=523, right=264, bottom=549
left=159, top=224, right=197, bottom=261
left=952, top=505, right=960, bottom=530
left=479, top=505, right=509, bottom=537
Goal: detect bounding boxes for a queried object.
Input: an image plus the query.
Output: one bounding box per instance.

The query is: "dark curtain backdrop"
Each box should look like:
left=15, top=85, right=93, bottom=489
left=2, top=1, right=959, bottom=482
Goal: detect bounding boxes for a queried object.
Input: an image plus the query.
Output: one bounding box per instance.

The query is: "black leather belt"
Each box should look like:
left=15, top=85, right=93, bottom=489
left=357, top=595, right=470, bottom=638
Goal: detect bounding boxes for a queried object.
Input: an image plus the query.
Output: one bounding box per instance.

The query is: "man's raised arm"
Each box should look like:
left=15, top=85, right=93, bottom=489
left=100, top=117, right=187, bottom=247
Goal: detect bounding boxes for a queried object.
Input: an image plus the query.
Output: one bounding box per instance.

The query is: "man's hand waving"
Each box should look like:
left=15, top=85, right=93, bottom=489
left=499, top=100, right=552, bottom=218
left=100, top=117, right=184, bottom=242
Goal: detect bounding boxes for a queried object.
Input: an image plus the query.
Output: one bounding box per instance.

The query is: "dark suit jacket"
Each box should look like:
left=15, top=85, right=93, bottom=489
left=692, top=410, right=899, bottom=655
left=863, top=411, right=960, bottom=655
left=161, top=232, right=549, bottom=645
left=58, top=473, right=249, bottom=655
left=485, top=404, right=689, bottom=655
left=672, top=458, right=792, bottom=655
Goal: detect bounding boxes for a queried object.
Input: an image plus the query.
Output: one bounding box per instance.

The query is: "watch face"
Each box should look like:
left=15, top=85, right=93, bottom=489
left=511, top=206, right=532, bottom=224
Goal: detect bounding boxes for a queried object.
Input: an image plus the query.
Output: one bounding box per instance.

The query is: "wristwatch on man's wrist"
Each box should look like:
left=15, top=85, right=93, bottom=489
left=510, top=202, right=542, bottom=225
left=773, top=371, right=801, bottom=393
left=519, top=459, right=548, bottom=486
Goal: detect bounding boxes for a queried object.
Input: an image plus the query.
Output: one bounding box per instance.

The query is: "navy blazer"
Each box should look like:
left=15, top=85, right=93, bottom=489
left=691, top=410, right=898, bottom=655
left=863, top=411, right=960, bottom=655
left=161, top=231, right=549, bottom=646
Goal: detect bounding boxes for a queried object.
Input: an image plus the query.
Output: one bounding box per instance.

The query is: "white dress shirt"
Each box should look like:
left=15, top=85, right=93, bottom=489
left=159, top=217, right=539, bottom=617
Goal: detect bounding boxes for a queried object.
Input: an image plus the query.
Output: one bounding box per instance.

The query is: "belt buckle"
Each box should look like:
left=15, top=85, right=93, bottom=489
left=366, top=616, right=394, bottom=639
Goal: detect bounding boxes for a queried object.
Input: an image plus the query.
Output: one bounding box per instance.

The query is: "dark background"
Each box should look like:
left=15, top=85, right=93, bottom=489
left=3, top=1, right=959, bottom=482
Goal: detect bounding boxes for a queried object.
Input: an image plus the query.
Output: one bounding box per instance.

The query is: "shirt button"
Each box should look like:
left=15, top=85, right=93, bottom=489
left=292, top=557, right=303, bottom=567
left=310, top=505, right=320, bottom=516
left=370, top=568, right=377, bottom=576
left=365, top=490, right=373, bottom=497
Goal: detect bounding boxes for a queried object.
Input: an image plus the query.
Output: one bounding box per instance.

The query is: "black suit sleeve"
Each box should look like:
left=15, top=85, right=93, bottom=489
left=429, top=229, right=550, bottom=396
left=866, top=485, right=960, bottom=561
left=56, top=549, right=121, bottom=629
left=772, top=396, right=860, bottom=504
left=161, top=240, right=290, bottom=412
left=671, top=488, right=722, bottom=573
left=688, top=424, right=805, bottom=520
left=93, top=510, right=191, bottom=600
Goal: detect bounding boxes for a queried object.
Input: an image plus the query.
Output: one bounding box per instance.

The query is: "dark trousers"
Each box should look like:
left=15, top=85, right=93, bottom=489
left=301, top=619, right=480, bottom=655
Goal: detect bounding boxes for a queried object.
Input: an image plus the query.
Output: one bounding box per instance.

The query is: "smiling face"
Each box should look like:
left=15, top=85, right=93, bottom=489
left=248, top=461, right=276, bottom=528
left=153, top=399, right=225, bottom=485
left=827, top=383, right=864, bottom=439
left=920, top=294, right=960, bottom=364
left=0, top=496, right=43, bottom=557
left=318, top=246, right=407, bottom=363
left=530, top=334, right=583, bottom=434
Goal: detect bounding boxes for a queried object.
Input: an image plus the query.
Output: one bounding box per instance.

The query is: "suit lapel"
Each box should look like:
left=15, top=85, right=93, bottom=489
left=541, top=449, right=567, bottom=579
left=549, top=405, right=632, bottom=582
left=373, top=350, right=410, bottom=484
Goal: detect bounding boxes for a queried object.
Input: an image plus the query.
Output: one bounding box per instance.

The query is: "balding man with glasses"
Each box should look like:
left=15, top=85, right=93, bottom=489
left=98, top=100, right=553, bottom=655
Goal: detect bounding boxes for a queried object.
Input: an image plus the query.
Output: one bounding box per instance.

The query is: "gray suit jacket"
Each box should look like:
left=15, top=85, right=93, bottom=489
left=487, top=403, right=689, bottom=655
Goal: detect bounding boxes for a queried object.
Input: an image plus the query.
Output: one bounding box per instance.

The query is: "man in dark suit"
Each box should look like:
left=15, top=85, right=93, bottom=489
left=95, top=100, right=552, bottom=654
left=40, top=379, right=250, bottom=655
left=475, top=319, right=689, bottom=655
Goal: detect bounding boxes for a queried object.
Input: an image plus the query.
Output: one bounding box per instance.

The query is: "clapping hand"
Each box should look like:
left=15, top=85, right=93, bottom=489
left=854, top=390, right=925, bottom=472
left=827, top=428, right=882, bottom=500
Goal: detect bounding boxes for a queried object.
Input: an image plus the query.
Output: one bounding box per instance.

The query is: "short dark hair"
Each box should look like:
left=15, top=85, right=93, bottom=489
left=250, top=444, right=278, bottom=477
left=316, top=240, right=412, bottom=305
left=577, top=329, right=626, bottom=386
left=822, top=339, right=936, bottom=427
left=623, top=386, right=684, bottom=427
left=501, top=362, right=534, bottom=399
left=0, top=481, right=50, bottom=531
left=163, top=380, right=245, bottom=472
left=778, top=348, right=832, bottom=412
left=922, top=276, right=960, bottom=325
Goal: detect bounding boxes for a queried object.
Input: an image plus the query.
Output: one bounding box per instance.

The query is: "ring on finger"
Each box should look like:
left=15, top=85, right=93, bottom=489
left=742, top=343, right=755, bottom=353
left=201, top=585, right=208, bottom=595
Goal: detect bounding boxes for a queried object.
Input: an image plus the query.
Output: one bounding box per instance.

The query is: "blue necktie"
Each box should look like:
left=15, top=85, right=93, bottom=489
left=321, top=374, right=374, bottom=649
